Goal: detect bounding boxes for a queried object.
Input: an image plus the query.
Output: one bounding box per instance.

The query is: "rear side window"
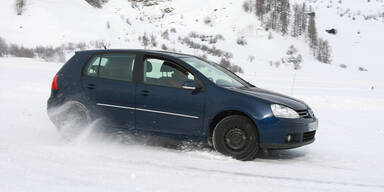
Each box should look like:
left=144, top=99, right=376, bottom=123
left=85, top=56, right=101, bottom=77
left=84, top=53, right=136, bottom=82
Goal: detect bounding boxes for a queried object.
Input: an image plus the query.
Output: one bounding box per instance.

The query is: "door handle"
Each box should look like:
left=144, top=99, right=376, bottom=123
left=87, top=84, right=96, bottom=90
left=141, top=90, right=149, bottom=96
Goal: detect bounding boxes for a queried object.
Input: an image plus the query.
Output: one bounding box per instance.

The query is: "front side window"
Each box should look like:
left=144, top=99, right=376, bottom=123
left=180, top=57, right=249, bottom=88
left=84, top=53, right=136, bottom=82
left=143, top=58, right=194, bottom=88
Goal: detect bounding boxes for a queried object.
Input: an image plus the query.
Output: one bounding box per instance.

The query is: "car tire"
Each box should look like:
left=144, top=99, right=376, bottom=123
left=212, top=115, right=259, bottom=161
left=54, top=101, right=91, bottom=139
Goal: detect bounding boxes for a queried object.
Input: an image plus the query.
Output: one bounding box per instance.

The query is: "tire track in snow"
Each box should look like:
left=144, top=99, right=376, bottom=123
left=182, top=166, right=384, bottom=190
left=124, top=158, right=384, bottom=190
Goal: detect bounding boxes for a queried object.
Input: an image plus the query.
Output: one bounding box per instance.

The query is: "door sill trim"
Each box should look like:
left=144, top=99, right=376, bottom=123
left=96, top=103, right=199, bottom=119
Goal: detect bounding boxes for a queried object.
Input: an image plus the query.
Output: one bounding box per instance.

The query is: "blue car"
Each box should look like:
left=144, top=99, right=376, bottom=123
left=47, top=49, right=318, bottom=160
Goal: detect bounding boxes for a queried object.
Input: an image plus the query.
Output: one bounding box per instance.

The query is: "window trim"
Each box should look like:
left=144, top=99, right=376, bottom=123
left=82, top=52, right=138, bottom=83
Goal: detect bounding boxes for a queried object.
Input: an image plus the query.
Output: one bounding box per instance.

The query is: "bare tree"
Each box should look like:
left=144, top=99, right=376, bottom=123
left=161, top=30, right=170, bottom=40
left=150, top=34, right=157, bottom=47
left=161, top=44, right=168, bottom=50
left=219, top=58, right=231, bottom=69
left=203, top=17, right=212, bottom=25
left=8, top=44, right=34, bottom=58
left=285, top=45, right=303, bottom=70
left=242, top=1, right=253, bottom=13
left=230, top=64, right=244, bottom=73
left=0, top=37, right=8, bottom=56
left=236, top=36, right=247, bottom=45
left=15, top=0, right=25, bottom=15
left=139, top=33, right=150, bottom=48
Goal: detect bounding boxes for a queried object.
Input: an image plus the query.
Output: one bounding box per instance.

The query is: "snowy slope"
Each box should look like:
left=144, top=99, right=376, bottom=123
left=302, top=0, right=384, bottom=72
left=1, top=57, right=384, bottom=192
left=1, top=0, right=383, bottom=72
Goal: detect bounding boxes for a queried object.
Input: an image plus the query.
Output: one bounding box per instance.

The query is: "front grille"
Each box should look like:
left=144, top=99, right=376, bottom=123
left=296, top=110, right=311, bottom=118
left=303, top=131, right=316, bottom=142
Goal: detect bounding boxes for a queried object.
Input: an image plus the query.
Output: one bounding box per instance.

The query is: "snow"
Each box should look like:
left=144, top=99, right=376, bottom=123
left=1, top=0, right=384, bottom=191
left=1, top=57, right=383, bottom=192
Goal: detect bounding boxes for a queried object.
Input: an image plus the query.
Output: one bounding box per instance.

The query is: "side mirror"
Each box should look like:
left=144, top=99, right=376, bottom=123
left=182, top=80, right=201, bottom=91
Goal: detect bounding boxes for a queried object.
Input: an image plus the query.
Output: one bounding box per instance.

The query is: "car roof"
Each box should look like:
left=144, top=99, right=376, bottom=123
left=76, top=49, right=195, bottom=59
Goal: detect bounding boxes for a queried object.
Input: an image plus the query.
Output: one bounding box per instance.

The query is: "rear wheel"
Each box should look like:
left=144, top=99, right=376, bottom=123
left=212, top=115, right=259, bottom=161
left=53, top=101, right=90, bottom=139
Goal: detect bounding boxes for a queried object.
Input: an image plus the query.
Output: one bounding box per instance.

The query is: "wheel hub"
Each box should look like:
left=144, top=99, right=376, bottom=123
left=225, top=128, right=248, bottom=150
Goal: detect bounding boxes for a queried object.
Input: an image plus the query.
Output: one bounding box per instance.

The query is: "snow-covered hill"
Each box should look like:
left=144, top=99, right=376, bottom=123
left=1, top=0, right=383, bottom=73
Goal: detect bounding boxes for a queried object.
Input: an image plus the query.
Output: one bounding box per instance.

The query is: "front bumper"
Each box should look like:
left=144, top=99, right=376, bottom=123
left=258, top=116, right=318, bottom=150
left=260, top=136, right=315, bottom=149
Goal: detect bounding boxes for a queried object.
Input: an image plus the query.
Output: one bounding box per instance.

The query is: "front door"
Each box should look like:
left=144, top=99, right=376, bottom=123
left=135, top=57, right=205, bottom=137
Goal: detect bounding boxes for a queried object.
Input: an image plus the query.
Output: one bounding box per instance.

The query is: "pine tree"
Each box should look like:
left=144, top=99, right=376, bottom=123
left=291, top=3, right=308, bottom=37
left=323, top=40, right=332, bottom=63
left=264, top=0, right=272, bottom=14
left=255, top=0, right=266, bottom=21
left=292, top=4, right=301, bottom=37
left=316, top=39, right=323, bottom=61
left=267, top=0, right=279, bottom=30
left=280, top=0, right=290, bottom=35
left=307, top=11, right=318, bottom=49
left=316, top=38, right=332, bottom=64
left=321, top=39, right=332, bottom=63
left=287, top=45, right=298, bottom=55
left=301, top=3, right=308, bottom=35
left=15, top=0, right=25, bottom=15
left=0, top=37, right=8, bottom=57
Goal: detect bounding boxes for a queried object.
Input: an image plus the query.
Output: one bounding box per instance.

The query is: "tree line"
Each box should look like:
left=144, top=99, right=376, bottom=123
left=244, top=0, right=332, bottom=64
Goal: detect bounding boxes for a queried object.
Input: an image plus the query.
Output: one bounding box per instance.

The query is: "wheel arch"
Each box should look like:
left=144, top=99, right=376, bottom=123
left=48, top=100, right=92, bottom=128
left=207, top=109, right=259, bottom=145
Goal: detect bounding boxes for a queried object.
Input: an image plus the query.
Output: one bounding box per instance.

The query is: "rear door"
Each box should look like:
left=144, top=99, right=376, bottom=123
left=135, top=56, right=206, bottom=137
left=82, top=53, right=138, bottom=129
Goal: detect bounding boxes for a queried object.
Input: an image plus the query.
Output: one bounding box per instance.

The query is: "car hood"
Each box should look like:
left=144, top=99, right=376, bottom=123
left=229, top=87, right=308, bottom=110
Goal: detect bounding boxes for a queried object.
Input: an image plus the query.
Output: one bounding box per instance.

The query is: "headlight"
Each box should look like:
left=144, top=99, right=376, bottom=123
left=271, top=104, right=300, bottom=119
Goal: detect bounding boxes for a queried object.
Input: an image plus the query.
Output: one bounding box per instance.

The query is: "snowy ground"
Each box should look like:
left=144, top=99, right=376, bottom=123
left=0, top=57, right=383, bottom=192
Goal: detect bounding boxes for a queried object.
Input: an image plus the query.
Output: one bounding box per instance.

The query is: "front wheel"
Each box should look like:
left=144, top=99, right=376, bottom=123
left=212, top=115, right=259, bottom=161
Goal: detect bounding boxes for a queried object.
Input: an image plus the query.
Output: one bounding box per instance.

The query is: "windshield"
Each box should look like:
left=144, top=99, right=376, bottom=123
left=181, top=57, right=250, bottom=88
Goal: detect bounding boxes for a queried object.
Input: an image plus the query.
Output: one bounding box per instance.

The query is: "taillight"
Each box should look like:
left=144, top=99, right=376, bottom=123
left=51, top=74, right=59, bottom=90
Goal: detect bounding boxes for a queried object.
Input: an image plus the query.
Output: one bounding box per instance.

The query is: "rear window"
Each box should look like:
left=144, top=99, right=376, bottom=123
left=84, top=53, right=136, bottom=82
